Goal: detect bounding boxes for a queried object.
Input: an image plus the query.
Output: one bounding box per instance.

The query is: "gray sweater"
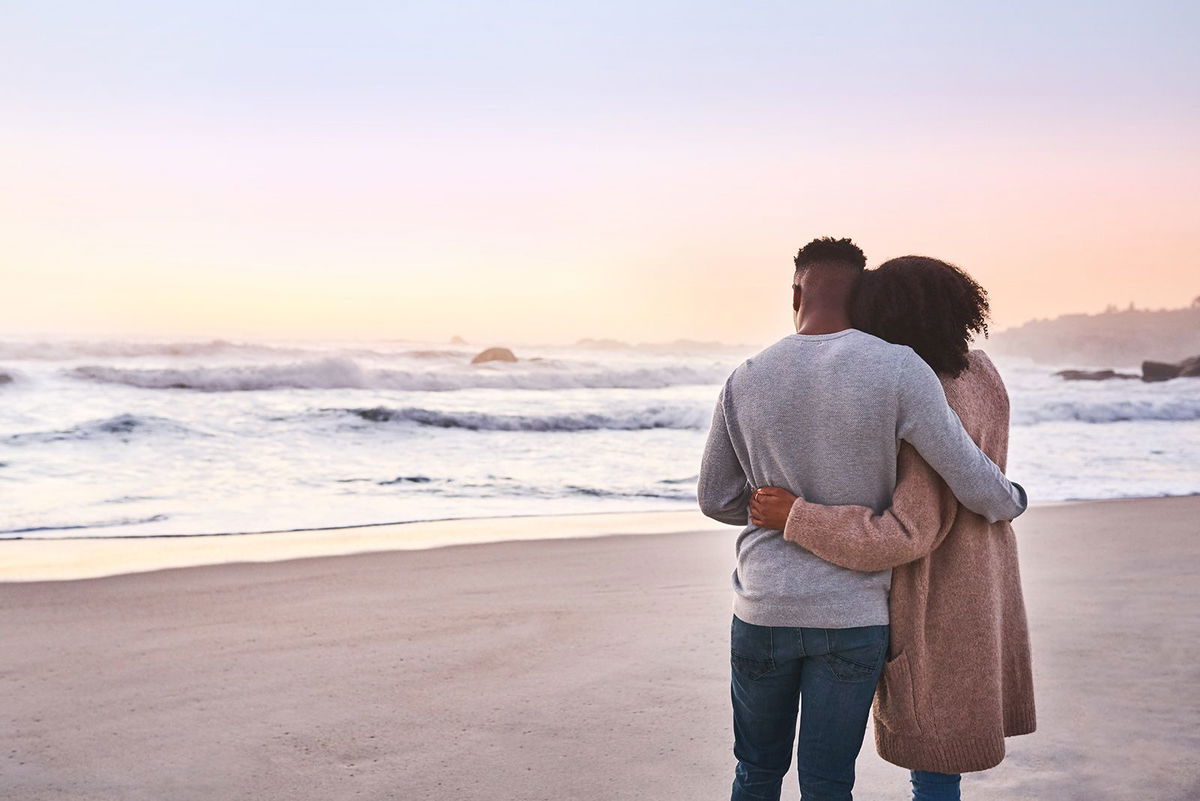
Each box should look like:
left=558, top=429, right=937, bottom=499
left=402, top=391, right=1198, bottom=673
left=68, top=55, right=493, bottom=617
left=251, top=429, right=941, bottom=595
left=698, top=329, right=1027, bottom=628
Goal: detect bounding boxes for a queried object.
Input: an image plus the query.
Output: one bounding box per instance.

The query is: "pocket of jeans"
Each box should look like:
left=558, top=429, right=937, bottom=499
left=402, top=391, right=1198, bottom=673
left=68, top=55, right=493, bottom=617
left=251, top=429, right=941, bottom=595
left=730, top=615, right=776, bottom=680
left=730, top=652, right=777, bottom=680
left=824, top=626, right=887, bottom=682
left=873, top=649, right=924, bottom=736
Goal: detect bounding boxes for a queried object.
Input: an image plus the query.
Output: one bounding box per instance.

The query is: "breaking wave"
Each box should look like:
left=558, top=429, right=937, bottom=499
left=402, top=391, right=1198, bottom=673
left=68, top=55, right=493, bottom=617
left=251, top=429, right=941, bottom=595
left=6, top=413, right=198, bottom=443
left=1012, top=397, right=1200, bottom=425
left=65, top=357, right=727, bottom=392
left=329, top=405, right=709, bottom=431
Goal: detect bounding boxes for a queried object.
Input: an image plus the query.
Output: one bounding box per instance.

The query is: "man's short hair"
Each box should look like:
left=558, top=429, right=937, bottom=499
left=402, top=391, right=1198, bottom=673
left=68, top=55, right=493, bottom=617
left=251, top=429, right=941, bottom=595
left=793, top=237, right=867, bottom=277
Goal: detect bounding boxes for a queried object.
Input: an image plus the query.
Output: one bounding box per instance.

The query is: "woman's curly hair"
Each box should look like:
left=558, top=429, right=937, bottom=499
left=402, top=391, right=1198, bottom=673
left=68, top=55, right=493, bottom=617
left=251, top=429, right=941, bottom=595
left=851, top=255, right=990, bottom=378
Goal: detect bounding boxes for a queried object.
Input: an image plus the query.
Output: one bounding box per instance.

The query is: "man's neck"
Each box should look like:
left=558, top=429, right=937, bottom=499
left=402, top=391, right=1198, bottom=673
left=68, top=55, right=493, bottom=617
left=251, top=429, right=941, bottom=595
left=795, top=311, right=853, bottom=336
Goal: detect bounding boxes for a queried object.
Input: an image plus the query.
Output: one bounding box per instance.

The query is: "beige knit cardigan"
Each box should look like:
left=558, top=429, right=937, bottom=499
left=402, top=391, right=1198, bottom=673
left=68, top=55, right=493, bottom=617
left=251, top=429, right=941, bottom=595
left=783, top=349, right=1036, bottom=773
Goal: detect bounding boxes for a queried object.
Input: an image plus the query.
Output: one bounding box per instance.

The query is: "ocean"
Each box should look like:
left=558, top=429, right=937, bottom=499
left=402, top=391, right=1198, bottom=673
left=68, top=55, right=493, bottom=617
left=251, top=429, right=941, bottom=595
left=2, top=335, right=1198, bottom=539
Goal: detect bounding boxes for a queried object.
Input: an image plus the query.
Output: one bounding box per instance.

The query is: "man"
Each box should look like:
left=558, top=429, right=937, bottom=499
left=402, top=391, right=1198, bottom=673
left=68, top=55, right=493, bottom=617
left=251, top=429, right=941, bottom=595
left=697, top=237, right=1026, bottom=801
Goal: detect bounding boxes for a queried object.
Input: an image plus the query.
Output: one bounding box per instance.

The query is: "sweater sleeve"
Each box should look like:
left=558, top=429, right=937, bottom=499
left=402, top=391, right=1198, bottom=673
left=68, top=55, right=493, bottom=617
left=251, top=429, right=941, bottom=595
left=782, top=443, right=959, bottom=573
left=697, top=378, right=752, bottom=526
left=896, top=350, right=1027, bottom=523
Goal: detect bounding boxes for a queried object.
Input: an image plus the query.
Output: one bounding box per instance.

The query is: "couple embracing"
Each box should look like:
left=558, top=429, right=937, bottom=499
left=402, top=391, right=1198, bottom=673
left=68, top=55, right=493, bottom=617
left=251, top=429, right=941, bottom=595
left=698, top=237, right=1035, bottom=801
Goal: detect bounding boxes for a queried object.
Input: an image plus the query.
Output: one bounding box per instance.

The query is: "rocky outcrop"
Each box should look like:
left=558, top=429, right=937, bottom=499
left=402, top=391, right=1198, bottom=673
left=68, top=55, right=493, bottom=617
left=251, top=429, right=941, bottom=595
left=1141, top=356, right=1200, bottom=382
left=450, top=335, right=468, bottom=345
left=1142, top=361, right=1182, bottom=382
left=0, top=371, right=12, bottom=385
left=1056, top=356, right=1200, bottom=382
left=1055, top=369, right=1138, bottom=381
left=470, top=347, right=518, bottom=364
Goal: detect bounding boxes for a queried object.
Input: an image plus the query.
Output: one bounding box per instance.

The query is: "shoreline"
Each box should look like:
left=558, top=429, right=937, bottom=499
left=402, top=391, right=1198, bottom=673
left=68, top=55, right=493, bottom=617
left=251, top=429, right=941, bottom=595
left=0, top=508, right=726, bottom=582
left=3, top=505, right=718, bottom=541
left=2, top=494, right=1195, bottom=583
left=2, top=495, right=1197, bottom=799
left=10, top=493, right=1190, bottom=541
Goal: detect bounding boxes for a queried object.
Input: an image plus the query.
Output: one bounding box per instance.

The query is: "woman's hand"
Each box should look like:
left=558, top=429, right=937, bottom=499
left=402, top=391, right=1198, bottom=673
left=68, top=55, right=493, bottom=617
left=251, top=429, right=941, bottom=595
left=749, top=487, right=799, bottom=530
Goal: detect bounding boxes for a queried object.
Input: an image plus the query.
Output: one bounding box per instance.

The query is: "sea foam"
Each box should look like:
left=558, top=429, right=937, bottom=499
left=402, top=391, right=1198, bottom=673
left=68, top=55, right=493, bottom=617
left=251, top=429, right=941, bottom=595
left=65, top=357, right=728, bottom=392
left=1011, top=397, right=1200, bottom=425
left=6, top=413, right=198, bottom=444
left=328, top=405, right=710, bottom=431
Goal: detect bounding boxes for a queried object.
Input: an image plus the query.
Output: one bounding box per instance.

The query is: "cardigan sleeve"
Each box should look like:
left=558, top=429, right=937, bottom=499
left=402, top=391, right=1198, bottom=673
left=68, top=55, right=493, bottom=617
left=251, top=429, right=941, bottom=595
left=781, top=442, right=960, bottom=573
left=895, top=349, right=1026, bottom=523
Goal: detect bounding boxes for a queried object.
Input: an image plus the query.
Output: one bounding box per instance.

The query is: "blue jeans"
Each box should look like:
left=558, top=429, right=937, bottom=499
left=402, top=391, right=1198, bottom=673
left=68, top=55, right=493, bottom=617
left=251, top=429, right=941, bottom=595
left=911, top=770, right=961, bottom=800
left=729, top=613, right=889, bottom=801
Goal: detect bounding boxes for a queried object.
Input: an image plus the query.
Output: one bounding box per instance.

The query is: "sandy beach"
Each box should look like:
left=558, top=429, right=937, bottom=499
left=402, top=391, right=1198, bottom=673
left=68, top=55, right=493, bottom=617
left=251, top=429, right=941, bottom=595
left=2, top=496, right=1198, bottom=801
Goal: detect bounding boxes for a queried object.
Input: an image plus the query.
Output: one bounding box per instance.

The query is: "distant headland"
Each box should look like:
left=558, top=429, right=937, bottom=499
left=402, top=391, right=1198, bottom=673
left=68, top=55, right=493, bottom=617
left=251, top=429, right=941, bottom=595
left=987, top=298, right=1200, bottom=367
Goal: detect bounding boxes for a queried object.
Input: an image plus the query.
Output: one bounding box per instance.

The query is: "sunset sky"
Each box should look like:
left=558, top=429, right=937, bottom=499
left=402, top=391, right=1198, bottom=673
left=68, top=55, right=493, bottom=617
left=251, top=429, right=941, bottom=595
left=3, top=1, right=1197, bottom=346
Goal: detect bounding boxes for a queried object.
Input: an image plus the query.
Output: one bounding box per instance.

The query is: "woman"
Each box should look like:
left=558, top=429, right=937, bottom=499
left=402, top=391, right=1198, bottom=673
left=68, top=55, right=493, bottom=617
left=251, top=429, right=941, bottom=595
left=749, top=256, right=1035, bottom=801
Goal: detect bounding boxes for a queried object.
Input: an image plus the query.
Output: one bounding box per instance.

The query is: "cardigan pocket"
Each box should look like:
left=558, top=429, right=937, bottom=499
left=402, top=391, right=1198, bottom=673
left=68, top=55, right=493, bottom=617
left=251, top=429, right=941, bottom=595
left=874, top=649, right=924, bottom=736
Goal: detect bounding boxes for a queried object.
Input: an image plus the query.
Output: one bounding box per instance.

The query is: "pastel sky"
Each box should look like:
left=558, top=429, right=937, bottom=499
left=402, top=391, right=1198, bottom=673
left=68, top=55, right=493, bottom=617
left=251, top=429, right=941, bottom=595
left=3, top=1, right=1197, bottom=345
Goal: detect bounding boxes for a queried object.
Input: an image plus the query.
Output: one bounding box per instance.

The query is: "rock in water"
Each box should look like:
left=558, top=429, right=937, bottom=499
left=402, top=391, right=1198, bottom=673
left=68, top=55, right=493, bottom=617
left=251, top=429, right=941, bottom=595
left=450, top=335, right=468, bottom=345
left=470, top=347, right=518, bottom=364
left=1179, top=356, right=1200, bottom=378
left=1055, top=369, right=1138, bottom=381
left=1142, top=360, right=1183, bottom=382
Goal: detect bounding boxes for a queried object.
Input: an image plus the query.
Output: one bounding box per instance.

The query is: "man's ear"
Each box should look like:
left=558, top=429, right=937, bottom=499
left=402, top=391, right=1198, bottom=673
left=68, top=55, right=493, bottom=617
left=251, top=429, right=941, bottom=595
left=792, top=283, right=802, bottom=313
